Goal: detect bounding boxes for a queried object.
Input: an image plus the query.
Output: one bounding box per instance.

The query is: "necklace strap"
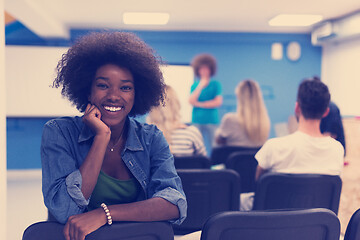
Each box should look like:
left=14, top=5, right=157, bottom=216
left=108, top=124, right=126, bottom=151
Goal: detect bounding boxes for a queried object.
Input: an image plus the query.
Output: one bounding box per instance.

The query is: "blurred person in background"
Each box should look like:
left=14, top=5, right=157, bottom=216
left=148, top=85, right=207, bottom=157
left=321, top=102, right=347, bottom=159
left=288, top=76, right=347, bottom=164
left=215, top=79, right=270, bottom=147
left=241, top=78, right=344, bottom=211
left=189, top=53, right=222, bottom=156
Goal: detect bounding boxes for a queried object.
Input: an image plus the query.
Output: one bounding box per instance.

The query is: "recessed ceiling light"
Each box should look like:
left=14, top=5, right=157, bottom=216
left=269, top=14, right=323, bottom=27
left=123, top=12, right=170, bottom=25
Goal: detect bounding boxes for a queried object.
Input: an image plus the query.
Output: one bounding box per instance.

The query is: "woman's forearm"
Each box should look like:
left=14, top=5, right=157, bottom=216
left=193, top=96, right=223, bottom=109
left=79, top=133, right=110, bottom=199
left=108, top=197, right=179, bottom=222
left=189, top=85, right=204, bottom=105
left=63, top=198, right=180, bottom=240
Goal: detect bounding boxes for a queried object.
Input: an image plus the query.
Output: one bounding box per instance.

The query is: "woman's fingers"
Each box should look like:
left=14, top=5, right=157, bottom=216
left=69, top=219, right=76, bottom=240
left=92, top=106, right=102, bottom=119
left=67, top=218, right=85, bottom=240
left=84, top=104, right=97, bottom=115
left=76, top=227, right=86, bottom=240
left=64, top=211, right=103, bottom=240
left=84, top=105, right=103, bottom=123
left=84, top=103, right=91, bottom=114
left=63, top=221, right=70, bottom=240
left=85, top=104, right=101, bottom=118
left=82, top=104, right=110, bottom=135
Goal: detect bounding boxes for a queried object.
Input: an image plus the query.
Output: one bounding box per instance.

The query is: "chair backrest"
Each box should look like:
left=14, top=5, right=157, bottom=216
left=210, top=146, right=260, bottom=165
left=174, top=169, right=240, bottom=235
left=344, top=208, right=360, bottom=240
left=253, top=173, right=342, bottom=214
left=225, top=151, right=258, bottom=193
left=23, top=221, right=174, bottom=240
left=200, top=208, right=340, bottom=240
left=174, top=155, right=211, bottom=169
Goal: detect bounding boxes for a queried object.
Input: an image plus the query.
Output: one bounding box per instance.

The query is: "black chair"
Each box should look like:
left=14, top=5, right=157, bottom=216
left=174, top=169, right=240, bottom=235
left=174, top=155, right=211, bottom=169
left=210, top=146, right=260, bottom=165
left=253, top=173, right=342, bottom=214
left=225, top=151, right=258, bottom=193
left=200, top=208, right=340, bottom=240
left=23, top=221, right=174, bottom=240
left=344, top=208, right=360, bottom=240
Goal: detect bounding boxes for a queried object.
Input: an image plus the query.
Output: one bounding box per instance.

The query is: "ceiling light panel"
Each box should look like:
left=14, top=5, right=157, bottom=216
left=269, top=14, right=323, bottom=27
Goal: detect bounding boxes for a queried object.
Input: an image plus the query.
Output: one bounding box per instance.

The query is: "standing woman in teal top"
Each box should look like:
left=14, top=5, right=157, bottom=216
left=189, top=53, right=223, bottom=156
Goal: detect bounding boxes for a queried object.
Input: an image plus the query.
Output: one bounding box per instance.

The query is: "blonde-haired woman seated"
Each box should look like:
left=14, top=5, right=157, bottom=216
left=148, top=85, right=207, bottom=157
left=215, top=79, right=270, bottom=147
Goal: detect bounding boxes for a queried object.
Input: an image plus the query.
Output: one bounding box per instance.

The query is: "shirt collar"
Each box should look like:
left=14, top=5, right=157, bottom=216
left=78, top=117, right=94, bottom=143
left=124, top=118, right=144, bottom=152
left=77, top=116, right=144, bottom=152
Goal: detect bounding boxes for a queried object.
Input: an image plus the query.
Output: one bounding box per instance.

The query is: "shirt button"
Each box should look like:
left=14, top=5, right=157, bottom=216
left=129, top=161, right=134, bottom=167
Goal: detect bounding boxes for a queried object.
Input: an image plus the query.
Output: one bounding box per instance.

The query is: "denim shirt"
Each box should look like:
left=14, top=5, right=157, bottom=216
left=41, top=116, right=187, bottom=225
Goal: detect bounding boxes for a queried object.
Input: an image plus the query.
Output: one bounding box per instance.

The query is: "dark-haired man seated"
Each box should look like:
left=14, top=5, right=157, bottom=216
left=241, top=79, right=344, bottom=211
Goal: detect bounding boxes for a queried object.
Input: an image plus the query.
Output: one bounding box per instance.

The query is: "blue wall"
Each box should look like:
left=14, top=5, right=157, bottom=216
left=130, top=31, right=322, bottom=128
left=7, top=118, right=51, bottom=169
left=6, top=25, right=322, bottom=169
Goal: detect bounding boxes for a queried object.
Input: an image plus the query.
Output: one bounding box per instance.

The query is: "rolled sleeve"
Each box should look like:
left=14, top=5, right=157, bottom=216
left=153, top=187, right=187, bottom=225
left=65, top=170, right=89, bottom=207
left=148, top=129, right=188, bottom=225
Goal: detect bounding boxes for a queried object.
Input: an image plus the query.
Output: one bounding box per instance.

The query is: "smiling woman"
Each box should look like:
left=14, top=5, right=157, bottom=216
left=41, top=31, right=187, bottom=240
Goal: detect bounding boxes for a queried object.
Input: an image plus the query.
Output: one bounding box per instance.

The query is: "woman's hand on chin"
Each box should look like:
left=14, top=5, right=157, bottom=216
left=63, top=208, right=107, bottom=240
left=83, top=103, right=111, bottom=136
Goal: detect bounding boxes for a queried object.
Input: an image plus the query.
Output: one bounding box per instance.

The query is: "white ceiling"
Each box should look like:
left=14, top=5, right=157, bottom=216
left=5, top=0, right=360, bottom=38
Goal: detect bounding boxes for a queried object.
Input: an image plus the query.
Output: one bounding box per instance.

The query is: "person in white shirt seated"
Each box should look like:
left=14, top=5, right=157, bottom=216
left=147, top=85, right=207, bottom=157
left=241, top=78, right=344, bottom=211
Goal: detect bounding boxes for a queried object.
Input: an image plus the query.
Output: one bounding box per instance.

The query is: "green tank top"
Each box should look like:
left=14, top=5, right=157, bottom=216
left=88, top=171, right=141, bottom=211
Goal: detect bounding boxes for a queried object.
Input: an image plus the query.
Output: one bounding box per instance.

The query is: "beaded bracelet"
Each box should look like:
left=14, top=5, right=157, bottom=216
left=100, top=203, right=113, bottom=225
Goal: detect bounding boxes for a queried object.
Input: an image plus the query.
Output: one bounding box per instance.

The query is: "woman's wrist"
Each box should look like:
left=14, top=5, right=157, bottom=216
left=90, top=207, right=108, bottom=226
left=100, top=203, right=113, bottom=225
left=195, top=101, right=204, bottom=108
left=94, top=132, right=111, bottom=143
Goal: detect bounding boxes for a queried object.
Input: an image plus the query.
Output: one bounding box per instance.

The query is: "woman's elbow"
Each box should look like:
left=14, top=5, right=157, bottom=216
left=48, top=208, right=68, bottom=224
left=216, top=136, right=226, bottom=145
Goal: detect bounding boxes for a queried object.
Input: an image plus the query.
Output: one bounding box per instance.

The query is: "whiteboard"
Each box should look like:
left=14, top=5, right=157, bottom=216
left=5, top=46, right=193, bottom=122
left=160, top=64, right=193, bottom=123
